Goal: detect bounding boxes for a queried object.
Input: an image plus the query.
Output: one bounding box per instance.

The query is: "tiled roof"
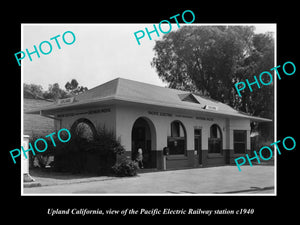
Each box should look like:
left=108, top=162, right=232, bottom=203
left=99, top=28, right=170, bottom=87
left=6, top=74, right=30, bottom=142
left=26, top=77, right=272, bottom=122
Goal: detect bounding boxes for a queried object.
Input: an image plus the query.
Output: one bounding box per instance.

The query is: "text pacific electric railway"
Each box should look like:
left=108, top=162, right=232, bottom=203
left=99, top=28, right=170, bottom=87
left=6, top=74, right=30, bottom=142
left=48, top=208, right=254, bottom=216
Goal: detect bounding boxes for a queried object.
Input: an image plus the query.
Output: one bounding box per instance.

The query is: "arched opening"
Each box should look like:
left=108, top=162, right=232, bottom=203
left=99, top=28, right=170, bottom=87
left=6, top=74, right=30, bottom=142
left=167, top=120, right=187, bottom=155
left=67, top=118, right=106, bottom=174
left=208, top=124, right=223, bottom=153
left=70, top=118, right=97, bottom=141
left=131, top=117, right=156, bottom=169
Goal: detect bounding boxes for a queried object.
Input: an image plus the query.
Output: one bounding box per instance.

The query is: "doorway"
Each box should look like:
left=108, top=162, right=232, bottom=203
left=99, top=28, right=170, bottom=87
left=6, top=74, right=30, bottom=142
left=194, top=129, right=202, bottom=164
left=131, top=117, right=155, bottom=168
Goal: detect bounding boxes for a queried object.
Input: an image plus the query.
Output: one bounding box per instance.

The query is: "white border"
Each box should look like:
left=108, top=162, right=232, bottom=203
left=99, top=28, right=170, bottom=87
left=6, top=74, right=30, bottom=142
left=274, top=23, right=277, bottom=196
left=21, top=23, right=25, bottom=193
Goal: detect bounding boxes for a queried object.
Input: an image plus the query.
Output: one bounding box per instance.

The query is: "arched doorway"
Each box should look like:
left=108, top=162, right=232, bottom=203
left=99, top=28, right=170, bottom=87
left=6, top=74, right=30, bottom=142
left=131, top=117, right=156, bottom=169
left=68, top=118, right=100, bottom=174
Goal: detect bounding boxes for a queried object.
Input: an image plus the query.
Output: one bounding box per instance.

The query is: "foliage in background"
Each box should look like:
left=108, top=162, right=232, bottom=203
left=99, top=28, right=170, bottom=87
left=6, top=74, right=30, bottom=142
left=65, top=79, right=88, bottom=96
left=151, top=26, right=274, bottom=140
left=24, top=78, right=88, bottom=101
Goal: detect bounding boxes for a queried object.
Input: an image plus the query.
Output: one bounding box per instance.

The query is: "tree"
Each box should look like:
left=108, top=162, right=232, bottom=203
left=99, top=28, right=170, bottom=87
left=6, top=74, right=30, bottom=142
left=233, top=32, right=274, bottom=140
left=24, top=79, right=88, bottom=101
left=65, top=79, right=88, bottom=95
left=24, top=83, right=44, bottom=99
left=151, top=26, right=274, bottom=120
left=233, top=32, right=274, bottom=120
left=43, top=83, right=69, bottom=100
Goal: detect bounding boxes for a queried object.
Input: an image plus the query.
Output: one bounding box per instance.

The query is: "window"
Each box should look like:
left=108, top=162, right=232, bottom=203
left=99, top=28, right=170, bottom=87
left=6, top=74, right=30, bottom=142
left=171, top=121, right=180, bottom=137
left=208, top=124, right=222, bottom=153
left=168, top=121, right=186, bottom=155
left=234, top=130, right=247, bottom=153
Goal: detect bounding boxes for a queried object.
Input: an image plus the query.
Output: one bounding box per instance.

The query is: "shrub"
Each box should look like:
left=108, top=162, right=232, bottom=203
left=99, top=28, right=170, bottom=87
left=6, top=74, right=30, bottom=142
left=112, top=159, right=139, bottom=177
left=53, top=126, right=126, bottom=175
left=28, top=126, right=127, bottom=175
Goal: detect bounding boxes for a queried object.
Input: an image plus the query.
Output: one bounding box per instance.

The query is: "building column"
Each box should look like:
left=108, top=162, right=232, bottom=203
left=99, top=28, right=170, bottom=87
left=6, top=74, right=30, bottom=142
left=224, top=119, right=233, bottom=164
left=23, top=135, right=35, bottom=182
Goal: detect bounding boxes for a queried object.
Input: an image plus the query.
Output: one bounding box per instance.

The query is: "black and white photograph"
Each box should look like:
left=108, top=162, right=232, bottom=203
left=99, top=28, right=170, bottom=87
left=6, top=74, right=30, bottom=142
left=21, top=23, right=276, bottom=195
left=4, top=4, right=299, bottom=220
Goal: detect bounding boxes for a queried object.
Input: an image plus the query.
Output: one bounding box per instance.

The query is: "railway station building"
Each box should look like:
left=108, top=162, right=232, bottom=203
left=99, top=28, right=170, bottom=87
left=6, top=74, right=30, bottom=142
left=26, top=78, right=272, bottom=170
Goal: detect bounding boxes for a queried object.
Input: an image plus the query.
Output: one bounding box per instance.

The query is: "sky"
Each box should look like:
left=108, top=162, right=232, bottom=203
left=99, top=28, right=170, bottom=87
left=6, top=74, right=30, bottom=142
left=22, top=23, right=276, bottom=91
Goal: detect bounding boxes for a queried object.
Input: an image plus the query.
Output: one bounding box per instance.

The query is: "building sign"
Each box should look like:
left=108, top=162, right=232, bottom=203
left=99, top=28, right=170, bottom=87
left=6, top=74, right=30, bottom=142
left=175, top=114, right=193, bottom=119
left=204, top=105, right=218, bottom=111
left=148, top=111, right=172, bottom=117
left=148, top=110, right=214, bottom=121
left=148, top=110, right=215, bottom=121
left=57, top=108, right=111, bottom=118
left=196, top=116, right=214, bottom=121
left=57, top=97, right=75, bottom=105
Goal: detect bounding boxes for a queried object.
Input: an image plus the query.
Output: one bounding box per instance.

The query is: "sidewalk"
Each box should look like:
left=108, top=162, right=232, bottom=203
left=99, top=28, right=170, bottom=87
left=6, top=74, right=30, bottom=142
left=25, top=169, right=119, bottom=187
left=24, top=165, right=275, bottom=194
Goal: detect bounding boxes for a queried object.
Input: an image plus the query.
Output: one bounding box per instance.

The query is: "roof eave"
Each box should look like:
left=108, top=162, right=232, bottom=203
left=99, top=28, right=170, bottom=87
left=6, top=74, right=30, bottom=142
left=114, top=97, right=273, bottom=122
left=25, top=96, right=273, bottom=123
left=25, top=96, right=116, bottom=115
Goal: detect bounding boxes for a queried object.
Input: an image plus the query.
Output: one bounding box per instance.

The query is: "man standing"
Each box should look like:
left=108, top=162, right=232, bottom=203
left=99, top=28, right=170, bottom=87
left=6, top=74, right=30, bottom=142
left=136, top=145, right=144, bottom=169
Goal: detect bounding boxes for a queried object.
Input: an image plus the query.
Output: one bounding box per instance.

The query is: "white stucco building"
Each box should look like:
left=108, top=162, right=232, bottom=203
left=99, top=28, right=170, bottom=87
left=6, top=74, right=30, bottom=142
left=26, top=77, right=272, bottom=170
